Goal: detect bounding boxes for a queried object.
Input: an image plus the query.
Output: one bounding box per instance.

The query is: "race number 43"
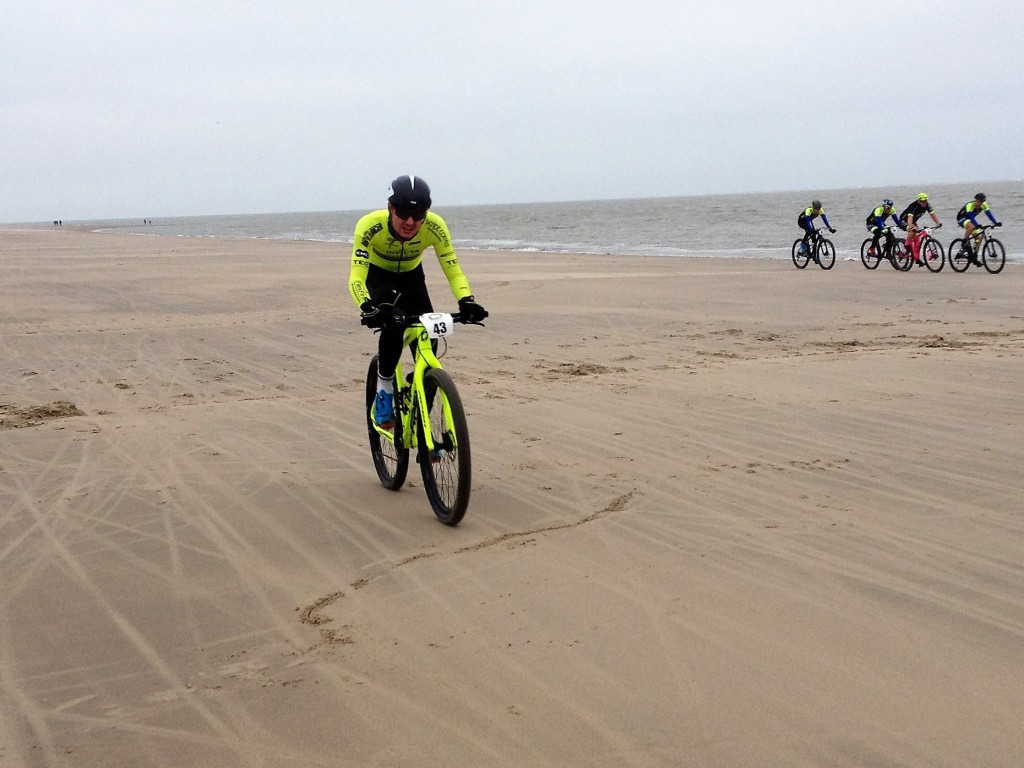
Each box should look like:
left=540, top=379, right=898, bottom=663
left=421, top=312, right=454, bottom=339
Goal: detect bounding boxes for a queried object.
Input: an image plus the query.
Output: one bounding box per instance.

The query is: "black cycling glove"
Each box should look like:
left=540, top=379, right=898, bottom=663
left=360, top=290, right=403, bottom=328
left=458, top=296, right=488, bottom=323
left=359, top=300, right=386, bottom=328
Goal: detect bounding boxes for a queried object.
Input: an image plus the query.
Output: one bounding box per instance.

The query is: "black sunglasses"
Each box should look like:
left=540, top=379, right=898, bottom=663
left=393, top=207, right=428, bottom=222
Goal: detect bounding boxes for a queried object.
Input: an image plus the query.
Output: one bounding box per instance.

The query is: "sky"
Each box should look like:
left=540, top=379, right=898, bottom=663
left=3, top=0, right=1023, bottom=222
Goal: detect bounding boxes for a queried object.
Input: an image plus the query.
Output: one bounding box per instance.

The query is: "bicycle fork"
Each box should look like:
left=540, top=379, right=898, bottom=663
left=408, top=337, right=459, bottom=459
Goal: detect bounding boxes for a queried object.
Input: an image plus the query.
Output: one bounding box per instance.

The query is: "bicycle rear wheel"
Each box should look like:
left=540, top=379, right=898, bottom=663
left=891, top=239, right=911, bottom=271
left=861, top=238, right=881, bottom=270
left=366, top=356, right=409, bottom=491
left=922, top=237, right=945, bottom=273
left=791, top=239, right=810, bottom=269
left=816, top=238, right=836, bottom=270
left=983, top=238, right=1006, bottom=274
left=416, top=368, right=471, bottom=526
left=948, top=239, right=970, bottom=273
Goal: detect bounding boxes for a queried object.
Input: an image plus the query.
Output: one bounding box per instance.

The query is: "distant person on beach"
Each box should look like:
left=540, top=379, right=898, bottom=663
left=957, top=192, right=1002, bottom=264
left=349, top=174, right=487, bottom=428
left=797, top=200, right=836, bottom=256
left=899, top=193, right=941, bottom=242
left=864, top=199, right=903, bottom=256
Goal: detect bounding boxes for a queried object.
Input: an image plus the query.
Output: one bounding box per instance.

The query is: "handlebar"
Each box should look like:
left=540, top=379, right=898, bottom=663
left=360, top=310, right=488, bottom=330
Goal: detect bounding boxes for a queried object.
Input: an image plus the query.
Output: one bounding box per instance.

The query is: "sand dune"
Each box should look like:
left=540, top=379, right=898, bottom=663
left=2, top=228, right=1023, bottom=767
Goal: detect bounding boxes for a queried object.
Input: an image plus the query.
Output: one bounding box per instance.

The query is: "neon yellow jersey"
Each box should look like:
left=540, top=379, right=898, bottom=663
left=349, top=209, right=472, bottom=308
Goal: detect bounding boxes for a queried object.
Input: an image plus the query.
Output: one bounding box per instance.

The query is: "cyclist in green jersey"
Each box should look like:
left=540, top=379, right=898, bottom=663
left=350, top=175, right=487, bottom=427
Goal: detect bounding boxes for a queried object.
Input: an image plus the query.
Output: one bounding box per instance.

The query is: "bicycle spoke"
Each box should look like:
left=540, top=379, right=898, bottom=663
left=948, top=239, right=969, bottom=273
left=983, top=237, right=1006, bottom=274
left=417, top=369, right=471, bottom=526
left=366, top=356, right=409, bottom=491
left=791, top=239, right=810, bottom=269
left=922, top=238, right=945, bottom=273
left=861, top=239, right=881, bottom=270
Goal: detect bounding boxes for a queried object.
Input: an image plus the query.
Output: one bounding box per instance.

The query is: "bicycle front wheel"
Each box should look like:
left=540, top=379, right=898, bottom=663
left=891, top=239, right=911, bottom=271
left=948, top=239, right=970, bottom=273
left=861, top=238, right=881, bottom=270
left=366, top=356, right=409, bottom=491
left=922, top=237, right=945, bottom=273
left=816, top=238, right=836, bottom=270
left=791, top=239, right=810, bottom=269
left=416, top=368, right=471, bottom=526
left=983, top=238, right=1006, bottom=274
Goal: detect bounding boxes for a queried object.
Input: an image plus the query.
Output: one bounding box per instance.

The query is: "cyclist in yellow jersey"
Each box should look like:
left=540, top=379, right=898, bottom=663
left=350, top=175, right=487, bottom=427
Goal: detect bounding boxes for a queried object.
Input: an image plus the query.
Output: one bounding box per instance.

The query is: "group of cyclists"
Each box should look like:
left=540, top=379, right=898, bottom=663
left=799, top=192, right=1003, bottom=267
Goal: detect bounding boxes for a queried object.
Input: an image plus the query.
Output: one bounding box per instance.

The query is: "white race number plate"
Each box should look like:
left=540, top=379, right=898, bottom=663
left=421, top=313, right=454, bottom=339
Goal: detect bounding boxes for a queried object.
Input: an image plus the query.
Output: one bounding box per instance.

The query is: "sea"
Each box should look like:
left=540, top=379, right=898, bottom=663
left=19, top=179, right=1024, bottom=264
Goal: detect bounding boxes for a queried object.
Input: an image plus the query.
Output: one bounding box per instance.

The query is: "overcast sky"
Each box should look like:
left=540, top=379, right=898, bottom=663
left=4, top=1, right=1023, bottom=222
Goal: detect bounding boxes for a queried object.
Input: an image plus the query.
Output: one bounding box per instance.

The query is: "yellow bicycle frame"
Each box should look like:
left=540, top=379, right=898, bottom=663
left=373, top=320, right=455, bottom=456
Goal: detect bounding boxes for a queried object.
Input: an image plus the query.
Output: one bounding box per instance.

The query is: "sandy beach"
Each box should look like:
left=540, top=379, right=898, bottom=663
left=2, top=227, right=1023, bottom=767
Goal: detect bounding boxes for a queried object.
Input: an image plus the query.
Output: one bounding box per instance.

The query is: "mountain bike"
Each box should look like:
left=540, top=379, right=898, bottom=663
left=791, top=228, right=836, bottom=270
left=901, top=224, right=944, bottom=272
left=948, top=224, right=1006, bottom=274
left=860, top=233, right=910, bottom=270
left=364, top=310, right=485, bottom=526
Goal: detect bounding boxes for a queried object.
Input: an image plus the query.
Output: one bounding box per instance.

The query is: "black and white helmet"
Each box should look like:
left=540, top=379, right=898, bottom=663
left=388, top=175, right=432, bottom=210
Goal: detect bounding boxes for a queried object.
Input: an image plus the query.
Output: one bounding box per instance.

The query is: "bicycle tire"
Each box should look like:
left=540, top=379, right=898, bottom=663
left=416, top=368, right=471, bottom=526
left=948, top=239, right=970, bottom=273
left=366, top=356, right=409, bottom=491
left=982, top=238, right=1006, bottom=274
left=791, top=239, right=810, bottom=269
left=861, top=238, right=881, bottom=270
left=922, top=237, right=945, bottom=273
left=817, top=238, right=836, bottom=270
left=891, top=239, right=911, bottom=271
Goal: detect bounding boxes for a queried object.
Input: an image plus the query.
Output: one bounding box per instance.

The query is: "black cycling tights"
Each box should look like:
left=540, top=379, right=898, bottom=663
left=367, top=264, right=434, bottom=378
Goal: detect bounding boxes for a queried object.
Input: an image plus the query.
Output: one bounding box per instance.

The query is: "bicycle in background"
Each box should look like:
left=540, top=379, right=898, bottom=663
left=901, top=224, right=944, bottom=272
left=364, top=309, right=485, bottom=526
left=860, top=232, right=910, bottom=270
left=792, top=228, right=836, bottom=270
left=948, top=224, right=1006, bottom=274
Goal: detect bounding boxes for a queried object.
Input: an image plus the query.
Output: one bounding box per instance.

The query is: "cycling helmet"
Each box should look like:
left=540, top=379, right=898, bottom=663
left=812, top=199, right=822, bottom=208
left=388, top=175, right=432, bottom=210
left=916, top=192, right=929, bottom=201
left=975, top=192, right=986, bottom=202
left=883, top=198, right=893, bottom=207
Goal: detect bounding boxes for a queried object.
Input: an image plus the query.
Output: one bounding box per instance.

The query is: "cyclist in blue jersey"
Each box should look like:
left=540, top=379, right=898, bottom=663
left=957, top=192, right=1002, bottom=264
left=864, top=199, right=903, bottom=256
left=797, top=200, right=836, bottom=259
